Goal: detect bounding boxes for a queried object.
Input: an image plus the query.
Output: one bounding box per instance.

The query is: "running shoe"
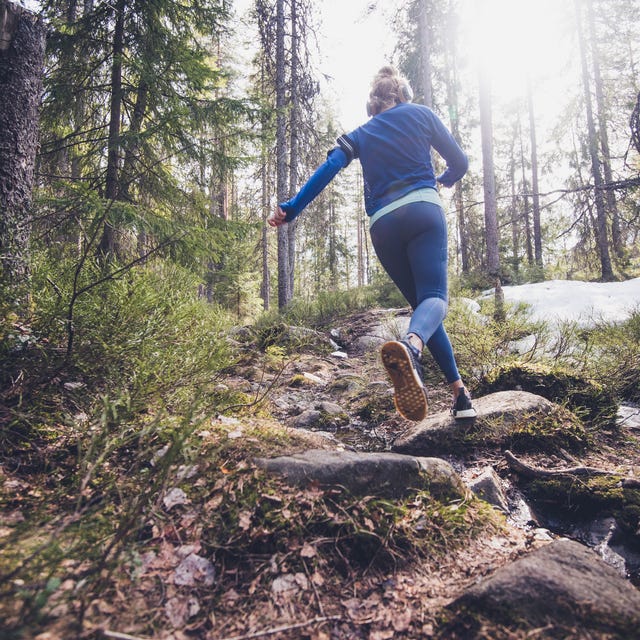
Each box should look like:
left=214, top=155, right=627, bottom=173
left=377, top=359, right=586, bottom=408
left=380, top=340, right=428, bottom=421
left=451, top=387, right=477, bottom=419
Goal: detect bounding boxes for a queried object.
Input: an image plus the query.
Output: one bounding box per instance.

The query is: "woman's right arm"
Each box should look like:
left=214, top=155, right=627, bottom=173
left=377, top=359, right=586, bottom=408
left=428, top=112, right=468, bottom=188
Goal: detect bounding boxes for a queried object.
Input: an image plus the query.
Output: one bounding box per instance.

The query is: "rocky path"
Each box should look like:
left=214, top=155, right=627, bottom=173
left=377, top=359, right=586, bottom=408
left=234, top=307, right=640, bottom=638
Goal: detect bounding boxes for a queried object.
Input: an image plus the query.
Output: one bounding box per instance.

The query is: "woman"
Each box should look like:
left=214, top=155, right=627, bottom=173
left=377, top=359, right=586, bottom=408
left=268, top=66, right=476, bottom=422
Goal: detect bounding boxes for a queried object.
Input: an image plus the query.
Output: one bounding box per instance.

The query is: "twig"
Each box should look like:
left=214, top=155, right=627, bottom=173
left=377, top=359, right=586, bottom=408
left=219, top=615, right=342, bottom=640
left=101, top=631, right=149, bottom=640
left=302, top=557, right=325, bottom=617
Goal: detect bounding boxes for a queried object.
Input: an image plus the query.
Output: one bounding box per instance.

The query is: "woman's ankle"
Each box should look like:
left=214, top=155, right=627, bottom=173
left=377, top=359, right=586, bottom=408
left=405, top=332, right=423, bottom=353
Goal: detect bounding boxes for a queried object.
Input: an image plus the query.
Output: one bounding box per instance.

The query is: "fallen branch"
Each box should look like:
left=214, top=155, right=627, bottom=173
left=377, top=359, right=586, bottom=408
left=219, top=615, right=342, bottom=640
left=101, top=631, right=149, bottom=640
left=504, top=450, right=615, bottom=480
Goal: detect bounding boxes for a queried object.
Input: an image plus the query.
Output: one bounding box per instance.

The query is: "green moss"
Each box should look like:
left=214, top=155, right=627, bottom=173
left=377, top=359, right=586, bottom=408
left=354, top=390, right=395, bottom=425
left=478, top=362, right=619, bottom=431
left=521, top=474, right=640, bottom=539
left=508, top=408, right=589, bottom=453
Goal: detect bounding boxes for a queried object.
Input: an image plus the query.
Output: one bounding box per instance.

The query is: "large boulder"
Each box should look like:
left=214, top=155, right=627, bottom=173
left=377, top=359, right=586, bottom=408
left=393, top=390, right=587, bottom=456
left=435, top=538, right=640, bottom=639
left=477, top=362, right=619, bottom=430
left=254, top=449, right=468, bottom=501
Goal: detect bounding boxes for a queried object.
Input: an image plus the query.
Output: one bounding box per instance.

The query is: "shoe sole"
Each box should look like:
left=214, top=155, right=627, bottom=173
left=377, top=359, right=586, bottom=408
left=452, top=407, right=477, bottom=420
left=381, top=341, right=428, bottom=421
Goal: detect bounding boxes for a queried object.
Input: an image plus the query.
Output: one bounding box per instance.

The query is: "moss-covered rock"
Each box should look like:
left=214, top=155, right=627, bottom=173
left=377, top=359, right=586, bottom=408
left=434, top=539, right=640, bottom=639
left=393, top=391, right=588, bottom=457
left=477, top=362, right=619, bottom=431
left=515, top=472, right=640, bottom=541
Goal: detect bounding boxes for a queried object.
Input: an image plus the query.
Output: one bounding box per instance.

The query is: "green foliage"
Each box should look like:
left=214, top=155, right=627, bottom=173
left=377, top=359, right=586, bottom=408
left=578, top=310, right=640, bottom=403
left=284, top=287, right=382, bottom=327
left=253, top=287, right=380, bottom=344
left=427, top=296, right=545, bottom=387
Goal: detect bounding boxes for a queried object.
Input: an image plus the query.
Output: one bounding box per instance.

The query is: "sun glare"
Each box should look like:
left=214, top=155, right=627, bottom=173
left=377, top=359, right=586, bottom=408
left=460, top=0, right=574, bottom=104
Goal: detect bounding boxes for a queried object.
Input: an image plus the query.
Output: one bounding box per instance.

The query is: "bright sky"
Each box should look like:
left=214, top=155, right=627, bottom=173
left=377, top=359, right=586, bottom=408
left=316, top=0, right=576, bottom=134
left=317, top=0, right=395, bottom=131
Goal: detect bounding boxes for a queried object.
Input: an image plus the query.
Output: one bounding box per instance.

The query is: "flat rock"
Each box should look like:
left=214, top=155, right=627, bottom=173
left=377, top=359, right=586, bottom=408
left=255, top=449, right=467, bottom=500
left=393, top=390, right=555, bottom=456
left=437, top=538, right=640, bottom=638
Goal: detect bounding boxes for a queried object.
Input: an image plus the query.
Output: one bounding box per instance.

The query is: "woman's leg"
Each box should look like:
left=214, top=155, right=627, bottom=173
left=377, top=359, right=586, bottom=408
left=371, top=201, right=475, bottom=417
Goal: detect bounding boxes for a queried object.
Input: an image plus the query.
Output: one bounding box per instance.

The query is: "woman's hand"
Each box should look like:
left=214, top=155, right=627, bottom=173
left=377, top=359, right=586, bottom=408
left=267, top=205, right=287, bottom=227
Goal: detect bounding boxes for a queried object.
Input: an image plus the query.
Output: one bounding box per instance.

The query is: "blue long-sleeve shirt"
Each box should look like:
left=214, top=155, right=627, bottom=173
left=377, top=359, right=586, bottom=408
left=280, top=101, right=468, bottom=222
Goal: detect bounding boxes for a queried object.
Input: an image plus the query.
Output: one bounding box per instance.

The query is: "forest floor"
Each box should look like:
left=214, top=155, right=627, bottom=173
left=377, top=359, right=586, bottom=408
left=1, top=307, right=639, bottom=639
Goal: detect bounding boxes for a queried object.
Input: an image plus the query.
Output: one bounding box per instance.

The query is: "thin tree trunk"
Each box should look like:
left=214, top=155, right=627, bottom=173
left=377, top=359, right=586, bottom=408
left=98, top=0, right=126, bottom=258
left=329, top=198, right=337, bottom=288
left=518, top=121, right=534, bottom=265
left=275, top=0, right=291, bottom=308
left=0, top=2, right=45, bottom=308
left=356, top=197, right=364, bottom=288
left=419, top=0, right=433, bottom=108
left=120, top=80, right=148, bottom=201
left=508, top=134, right=519, bottom=275
left=287, top=0, right=298, bottom=297
left=586, top=0, right=622, bottom=259
left=445, top=1, right=468, bottom=273
left=478, top=64, right=500, bottom=278
left=575, top=0, right=614, bottom=281
left=527, top=76, right=543, bottom=268
left=258, top=57, right=271, bottom=310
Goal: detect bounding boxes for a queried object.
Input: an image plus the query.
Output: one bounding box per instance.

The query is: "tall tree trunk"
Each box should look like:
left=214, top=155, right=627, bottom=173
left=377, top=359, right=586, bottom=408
left=419, top=0, right=433, bottom=108
left=120, top=80, right=148, bottom=202
left=259, top=58, right=271, bottom=310
left=575, top=0, right=614, bottom=281
left=329, top=197, right=338, bottom=288
left=517, top=119, right=534, bottom=265
left=445, top=1, right=468, bottom=273
left=356, top=198, right=364, bottom=288
left=0, top=2, right=45, bottom=310
left=527, top=76, right=543, bottom=268
left=98, top=0, right=126, bottom=258
left=508, top=133, right=519, bottom=275
left=478, top=64, right=500, bottom=278
left=275, top=0, right=291, bottom=308
left=587, top=0, right=623, bottom=260
left=287, top=0, right=298, bottom=297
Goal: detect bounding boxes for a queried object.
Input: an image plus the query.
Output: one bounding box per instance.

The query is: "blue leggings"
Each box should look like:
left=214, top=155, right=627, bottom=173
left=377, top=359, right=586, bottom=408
left=370, top=201, right=461, bottom=383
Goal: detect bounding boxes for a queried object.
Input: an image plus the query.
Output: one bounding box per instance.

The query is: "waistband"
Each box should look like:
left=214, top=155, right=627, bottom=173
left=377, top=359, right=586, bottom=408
left=368, top=187, right=443, bottom=229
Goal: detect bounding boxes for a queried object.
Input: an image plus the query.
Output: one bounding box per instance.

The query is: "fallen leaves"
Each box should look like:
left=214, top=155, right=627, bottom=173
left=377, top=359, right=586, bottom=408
left=173, top=553, right=215, bottom=588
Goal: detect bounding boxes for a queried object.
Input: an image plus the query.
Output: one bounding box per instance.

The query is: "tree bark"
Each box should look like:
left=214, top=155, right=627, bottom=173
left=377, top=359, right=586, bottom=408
left=478, top=63, right=500, bottom=278
left=98, top=0, right=126, bottom=258
left=287, top=0, right=299, bottom=297
left=0, top=2, right=45, bottom=309
left=575, top=0, right=614, bottom=281
left=517, top=116, right=534, bottom=266
left=444, top=1, right=468, bottom=273
left=275, top=0, right=291, bottom=309
left=586, top=0, right=622, bottom=260
left=419, top=0, right=433, bottom=108
left=527, top=76, right=543, bottom=268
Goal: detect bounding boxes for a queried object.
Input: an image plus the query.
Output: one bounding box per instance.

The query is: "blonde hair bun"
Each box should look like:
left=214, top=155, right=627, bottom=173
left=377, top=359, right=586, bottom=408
left=367, top=66, right=412, bottom=117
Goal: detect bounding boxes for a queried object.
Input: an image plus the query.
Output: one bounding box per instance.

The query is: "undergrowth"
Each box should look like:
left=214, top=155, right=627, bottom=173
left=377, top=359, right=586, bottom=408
left=2, top=264, right=639, bottom=638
